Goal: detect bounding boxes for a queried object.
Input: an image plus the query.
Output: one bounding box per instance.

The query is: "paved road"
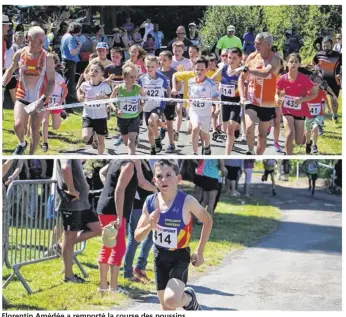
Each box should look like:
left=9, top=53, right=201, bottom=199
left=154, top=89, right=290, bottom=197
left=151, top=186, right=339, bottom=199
left=76, top=120, right=286, bottom=155
left=117, top=177, right=342, bottom=311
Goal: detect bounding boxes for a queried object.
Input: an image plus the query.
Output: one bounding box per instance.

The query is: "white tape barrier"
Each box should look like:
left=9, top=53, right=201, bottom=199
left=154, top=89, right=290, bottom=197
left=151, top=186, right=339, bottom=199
left=24, top=96, right=252, bottom=114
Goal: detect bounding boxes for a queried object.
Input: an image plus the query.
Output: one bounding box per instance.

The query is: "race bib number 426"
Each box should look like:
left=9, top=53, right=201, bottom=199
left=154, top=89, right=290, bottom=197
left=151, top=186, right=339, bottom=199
left=283, top=95, right=301, bottom=110
left=120, top=101, right=138, bottom=113
left=153, top=224, right=177, bottom=249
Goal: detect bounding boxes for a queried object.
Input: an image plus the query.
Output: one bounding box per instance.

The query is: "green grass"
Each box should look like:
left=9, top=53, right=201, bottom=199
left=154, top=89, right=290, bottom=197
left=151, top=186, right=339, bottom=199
left=2, top=109, right=118, bottom=155
left=3, top=182, right=280, bottom=310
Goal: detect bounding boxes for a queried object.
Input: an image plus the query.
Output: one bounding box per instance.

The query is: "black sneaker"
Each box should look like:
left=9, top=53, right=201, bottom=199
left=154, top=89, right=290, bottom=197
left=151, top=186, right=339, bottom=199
left=159, top=128, right=166, bottom=141
left=204, top=146, right=211, bottom=155
left=212, top=131, right=218, bottom=141
left=150, top=146, right=156, bottom=155
left=305, top=141, right=312, bottom=154
left=64, top=275, right=87, bottom=284
left=13, top=141, right=28, bottom=155
left=165, top=144, right=175, bottom=153
left=42, top=142, right=49, bottom=152
left=183, top=287, right=202, bottom=310
left=60, top=111, right=67, bottom=120
left=86, top=134, right=94, bottom=145
left=311, top=188, right=315, bottom=196
left=234, top=129, right=240, bottom=139
left=318, top=125, right=324, bottom=136
left=155, top=138, right=162, bottom=153
left=272, top=189, right=276, bottom=196
left=246, top=150, right=254, bottom=155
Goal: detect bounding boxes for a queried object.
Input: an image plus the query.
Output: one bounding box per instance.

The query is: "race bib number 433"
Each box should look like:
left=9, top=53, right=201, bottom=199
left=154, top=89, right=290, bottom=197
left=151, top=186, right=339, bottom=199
left=283, top=95, right=301, bottom=110
left=153, top=224, right=177, bottom=249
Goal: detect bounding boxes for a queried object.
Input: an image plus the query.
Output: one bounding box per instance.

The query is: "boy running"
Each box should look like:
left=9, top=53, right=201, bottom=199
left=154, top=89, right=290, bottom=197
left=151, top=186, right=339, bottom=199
left=110, top=63, right=145, bottom=155
left=138, top=56, right=169, bottom=155
left=262, top=159, right=277, bottom=196
left=135, top=159, right=213, bottom=311
left=188, top=57, right=219, bottom=155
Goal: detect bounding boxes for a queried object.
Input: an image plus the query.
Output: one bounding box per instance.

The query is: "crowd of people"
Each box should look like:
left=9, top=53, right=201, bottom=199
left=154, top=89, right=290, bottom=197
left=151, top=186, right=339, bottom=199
left=1, top=12, right=342, bottom=155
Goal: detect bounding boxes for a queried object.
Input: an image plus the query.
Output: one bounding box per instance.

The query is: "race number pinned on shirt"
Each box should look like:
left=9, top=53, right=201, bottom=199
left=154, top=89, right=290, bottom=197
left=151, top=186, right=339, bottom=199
left=191, top=100, right=206, bottom=108
left=283, top=95, right=301, bottom=110
left=220, top=84, right=235, bottom=98
left=119, top=100, right=138, bottom=113
left=153, top=224, right=177, bottom=249
left=146, top=87, right=161, bottom=97
left=48, top=95, right=61, bottom=107
left=307, top=103, right=321, bottom=116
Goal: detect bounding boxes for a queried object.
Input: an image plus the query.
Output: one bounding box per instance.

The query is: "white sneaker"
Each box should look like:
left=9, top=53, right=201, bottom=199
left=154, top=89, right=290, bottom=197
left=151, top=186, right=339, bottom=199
left=241, top=134, right=247, bottom=142
left=109, top=287, right=129, bottom=295
left=230, top=191, right=241, bottom=197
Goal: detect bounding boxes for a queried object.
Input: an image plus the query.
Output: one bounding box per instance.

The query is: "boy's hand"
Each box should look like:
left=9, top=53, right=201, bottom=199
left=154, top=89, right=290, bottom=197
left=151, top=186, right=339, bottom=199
left=191, top=252, right=204, bottom=267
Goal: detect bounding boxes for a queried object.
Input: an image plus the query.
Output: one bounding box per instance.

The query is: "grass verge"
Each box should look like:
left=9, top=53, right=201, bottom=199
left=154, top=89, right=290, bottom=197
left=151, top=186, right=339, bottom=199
left=3, top=182, right=280, bottom=310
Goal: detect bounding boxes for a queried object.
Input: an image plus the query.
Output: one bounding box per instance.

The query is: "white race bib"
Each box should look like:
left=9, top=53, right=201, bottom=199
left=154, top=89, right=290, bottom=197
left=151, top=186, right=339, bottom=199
left=220, top=84, right=235, bottom=97
left=48, top=95, right=61, bottom=107
left=153, top=224, right=177, bottom=249
left=307, top=103, right=321, bottom=116
left=283, top=95, right=301, bottom=110
left=119, top=100, right=138, bottom=114
left=146, top=88, right=161, bottom=97
left=191, top=100, right=206, bottom=108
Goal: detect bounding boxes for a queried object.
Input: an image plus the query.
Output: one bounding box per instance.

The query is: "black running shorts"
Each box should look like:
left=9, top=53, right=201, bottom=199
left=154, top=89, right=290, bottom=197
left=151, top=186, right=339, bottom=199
left=154, top=245, right=190, bottom=291
left=245, top=104, right=276, bottom=122
left=82, top=117, right=108, bottom=136
left=60, top=208, right=98, bottom=231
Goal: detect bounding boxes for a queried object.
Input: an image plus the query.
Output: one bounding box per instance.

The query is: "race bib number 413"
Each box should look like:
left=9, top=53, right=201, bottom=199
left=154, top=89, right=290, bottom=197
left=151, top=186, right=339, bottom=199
left=283, top=95, right=301, bottom=110
left=153, top=224, right=177, bottom=249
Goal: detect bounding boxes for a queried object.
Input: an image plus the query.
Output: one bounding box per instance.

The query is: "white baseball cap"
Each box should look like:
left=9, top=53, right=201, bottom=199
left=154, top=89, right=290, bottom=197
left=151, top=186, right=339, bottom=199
left=102, top=221, right=118, bottom=248
left=227, top=25, right=235, bottom=32
left=3, top=15, right=12, bottom=25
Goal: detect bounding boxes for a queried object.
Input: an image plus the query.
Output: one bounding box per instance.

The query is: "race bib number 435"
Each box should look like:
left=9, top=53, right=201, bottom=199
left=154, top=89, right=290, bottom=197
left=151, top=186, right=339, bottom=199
left=153, top=224, right=177, bottom=249
left=283, top=95, right=301, bottom=110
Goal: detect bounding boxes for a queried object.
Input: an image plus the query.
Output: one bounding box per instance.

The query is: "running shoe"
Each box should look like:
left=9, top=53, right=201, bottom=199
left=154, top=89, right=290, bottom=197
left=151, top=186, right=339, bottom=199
left=332, top=114, right=338, bottom=123
left=109, top=287, right=129, bottom=295
left=64, top=275, right=86, bottom=283
left=13, top=141, right=27, bottom=155
left=273, top=142, right=281, bottom=153
left=60, top=111, right=67, bottom=120
left=133, top=268, right=150, bottom=282
left=305, top=141, right=312, bottom=154
left=150, top=146, right=156, bottom=155
left=230, top=191, right=241, bottom=197
left=113, top=135, right=123, bottom=146
left=311, top=145, right=318, bottom=154
left=212, top=131, right=219, bottom=141
left=165, top=144, right=175, bottom=154
left=246, top=150, right=255, bottom=155
left=234, top=129, right=240, bottom=139
left=159, top=128, right=166, bottom=141
left=183, top=287, right=202, bottom=310
left=272, top=189, right=276, bottom=196
left=216, top=125, right=222, bottom=135
left=241, top=134, right=247, bottom=142
left=155, top=138, right=162, bottom=153
left=318, top=125, right=324, bottom=136
left=204, top=146, right=211, bottom=155
left=42, top=142, right=49, bottom=152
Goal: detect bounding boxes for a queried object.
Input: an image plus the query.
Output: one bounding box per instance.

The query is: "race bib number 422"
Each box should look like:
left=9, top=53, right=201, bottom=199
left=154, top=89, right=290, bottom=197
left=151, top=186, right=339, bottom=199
left=283, top=95, right=301, bottom=110
left=153, top=224, right=177, bottom=249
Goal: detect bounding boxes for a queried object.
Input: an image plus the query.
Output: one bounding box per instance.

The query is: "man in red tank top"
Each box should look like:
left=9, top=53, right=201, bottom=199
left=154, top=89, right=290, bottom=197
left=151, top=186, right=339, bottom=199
left=2, top=26, right=55, bottom=155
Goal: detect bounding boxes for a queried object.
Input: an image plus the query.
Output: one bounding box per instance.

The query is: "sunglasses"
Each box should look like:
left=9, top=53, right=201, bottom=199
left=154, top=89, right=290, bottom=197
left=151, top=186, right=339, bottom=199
left=337, top=37, right=342, bottom=40
left=221, top=54, right=228, bottom=57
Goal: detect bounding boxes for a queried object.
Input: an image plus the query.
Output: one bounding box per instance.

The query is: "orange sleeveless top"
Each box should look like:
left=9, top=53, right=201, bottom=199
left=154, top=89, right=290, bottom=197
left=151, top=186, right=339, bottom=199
left=246, top=51, right=277, bottom=107
left=16, top=48, right=49, bottom=102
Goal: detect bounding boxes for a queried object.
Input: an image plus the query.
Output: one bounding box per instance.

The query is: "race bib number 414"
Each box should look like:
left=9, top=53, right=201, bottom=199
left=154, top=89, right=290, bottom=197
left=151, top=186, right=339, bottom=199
left=153, top=224, right=177, bottom=249
left=283, top=95, right=301, bottom=110
left=220, top=84, right=235, bottom=97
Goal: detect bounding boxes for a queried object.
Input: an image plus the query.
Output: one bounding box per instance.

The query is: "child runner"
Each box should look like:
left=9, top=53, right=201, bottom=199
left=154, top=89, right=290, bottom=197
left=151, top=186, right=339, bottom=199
left=158, top=50, right=177, bottom=153
left=41, top=53, right=68, bottom=152
left=218, top=48, right=229, bottom=69
left=262, top=159, right=277, bottom=196
left=104, top=47, right=124, bottom=89
left=135, top=159, right=213, bottom=311
left=138, top=56, right=169, bottom=155
left=77, top=61, right=112, bottom=154
left=243, top=159, right=255, bottom=196
left=128, top=45, right=146, bottom=79
left=188, top=57, right=219, bottom=155
left=110, top=62, right=145, bottom=155
left=276, top=53, right=318, bottom=155
left=302, top=159, right=319, bottom=196
left=212, top=48, right=242, bottom=154
left=304, top=71, right=330, bottom=154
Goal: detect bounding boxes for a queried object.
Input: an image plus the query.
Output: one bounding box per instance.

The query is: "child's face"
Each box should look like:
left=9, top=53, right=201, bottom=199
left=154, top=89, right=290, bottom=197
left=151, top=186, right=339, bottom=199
left=173, top=46, right=183, bottom=59
left=89, top=65, right=103, bottom=80
left=221, top=51, right=228, bottom=62
left=159, top=54, right=172, bottom=69
left=130, top=47, right=139, bottom=58
left=111, top=51, right=122, bottom=63
left=145, top=61, right=158, bottom=74
left=153, top=165, right=181, bottom=193
left=287, top=57, right=300, bottom=71
left=124, top=70, right=137, bottom=85
left=208, top=60, right=217, bottom=70
left=189, top=47, right=199, bottom=59
left=194, top=62, right=207, bottom=79
left=97, top=48, right=108, bottom=60
left=228, top=52, right=241, bottom=66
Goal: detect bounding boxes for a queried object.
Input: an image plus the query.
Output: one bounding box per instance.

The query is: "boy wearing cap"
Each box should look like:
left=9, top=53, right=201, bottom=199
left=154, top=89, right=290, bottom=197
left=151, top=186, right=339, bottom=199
left=135, top=159, right=213, bottom=310
left=215, top=25, right=242, bottom=59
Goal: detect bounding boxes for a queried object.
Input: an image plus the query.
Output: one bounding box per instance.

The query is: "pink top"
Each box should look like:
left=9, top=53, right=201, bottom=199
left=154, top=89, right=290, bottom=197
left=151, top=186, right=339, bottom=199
left=277, top=72, right=314, bottom=117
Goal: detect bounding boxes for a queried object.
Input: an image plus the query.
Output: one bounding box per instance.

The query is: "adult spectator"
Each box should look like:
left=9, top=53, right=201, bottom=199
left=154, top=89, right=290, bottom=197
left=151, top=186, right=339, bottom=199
left=56, top=159, right=102, bottom=283
left=313, top=36, right=342, bottom=122
left=333, top=34, right=342, bottom=53
left=140, top=18, right=154, bottom=43
left=109, top=28, right=125, bottom=49
left=4, top=31, right=25, bottom=103
left=2, top=15, right=12, bottom=70
left=91, top=25, right=109, bottom=49
left=224, top=159, right=242, bottom=197
left=283, top=28, right=303, bottom=60
left=151, top=23, right=164, bottom=55
left=187, top=22, right=202, bottom=48
left=122, top=17, right=135, bottom=34
left=60, top=22, right=83, bottom=104
left=242, top=26, right=255, bottom=53
left=167, top=26, right=192, bottom=58
left=132, top=26, right=143, bottom=46
left=215, top=25, right=242, bottom=59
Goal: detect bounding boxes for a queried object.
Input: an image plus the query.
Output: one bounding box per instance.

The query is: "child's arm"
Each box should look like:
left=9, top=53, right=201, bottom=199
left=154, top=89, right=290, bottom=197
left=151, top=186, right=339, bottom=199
left=77, top=85, right=85, bottom=102
left=135, top=204, right=160, bottom=242
left=60, top=82, right=68, bottom=105
left=109, top=85, right=120, bottom=112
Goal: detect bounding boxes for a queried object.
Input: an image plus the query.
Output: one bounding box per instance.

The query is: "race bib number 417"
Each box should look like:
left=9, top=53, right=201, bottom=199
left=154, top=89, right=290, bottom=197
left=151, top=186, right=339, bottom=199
left=153, top=224, right=177, bottom=249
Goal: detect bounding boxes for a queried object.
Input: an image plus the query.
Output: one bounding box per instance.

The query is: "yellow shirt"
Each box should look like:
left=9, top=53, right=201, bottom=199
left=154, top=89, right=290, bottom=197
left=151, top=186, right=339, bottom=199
left=175, top=69, right=220, bottom=107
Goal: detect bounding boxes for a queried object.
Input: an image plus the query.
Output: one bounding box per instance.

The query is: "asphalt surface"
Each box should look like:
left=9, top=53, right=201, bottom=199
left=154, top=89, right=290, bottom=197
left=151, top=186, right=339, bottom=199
left=117, top=177, right=342, bottom=311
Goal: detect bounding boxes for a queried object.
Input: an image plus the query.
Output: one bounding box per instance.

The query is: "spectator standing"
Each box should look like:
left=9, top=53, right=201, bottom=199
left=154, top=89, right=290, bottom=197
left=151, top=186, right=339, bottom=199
left=151, top=23, right=164, bottom=55
left=243, top=159, right=255, bottom=196
left=215, top=25, right=242, bottom=59
left=122, top=17, right=135, bottom=34
left=187, top=22, right=202, bottom=48
left=2, top=15, right=12, bottom=71
left=333, top=34, right=342, bottom=53
left=242, top=26, right=255, bottom=53
left=167, top=26, right=192, bottom=58
left=140, top=18, right=154, bottom=43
